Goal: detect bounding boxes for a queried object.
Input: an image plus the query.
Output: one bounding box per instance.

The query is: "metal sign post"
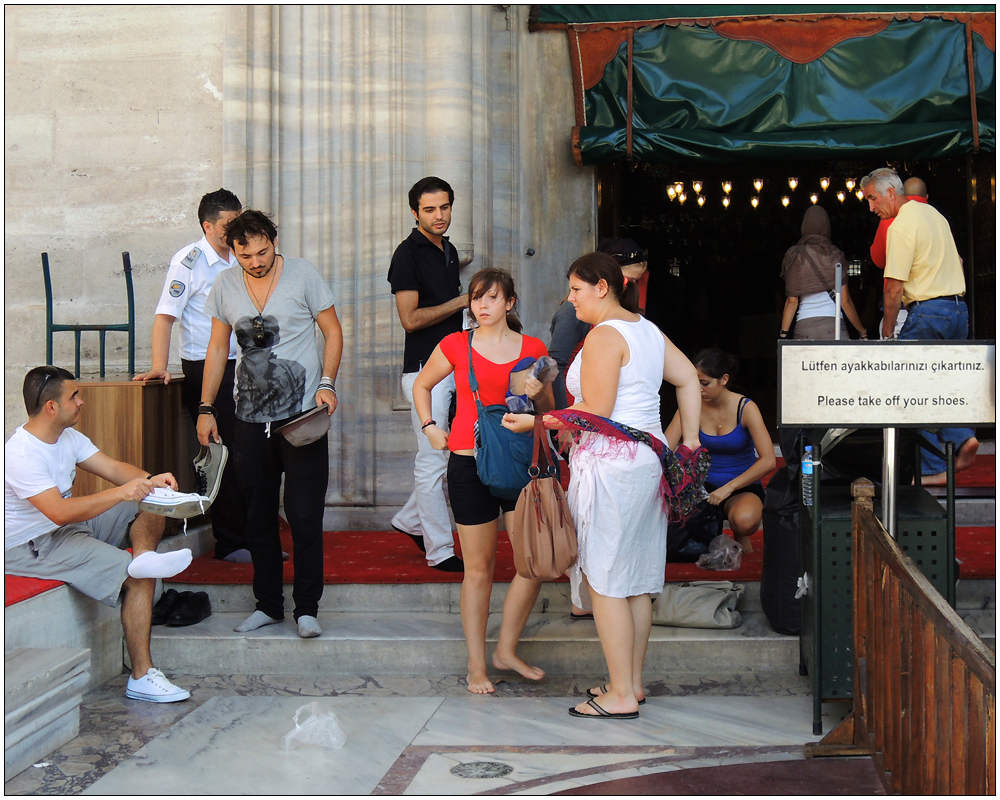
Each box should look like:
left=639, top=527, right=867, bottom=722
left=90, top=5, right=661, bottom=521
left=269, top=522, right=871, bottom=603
left=882, top=428, right=898, bottom=539
left=834, top=262, right=842, bottom=342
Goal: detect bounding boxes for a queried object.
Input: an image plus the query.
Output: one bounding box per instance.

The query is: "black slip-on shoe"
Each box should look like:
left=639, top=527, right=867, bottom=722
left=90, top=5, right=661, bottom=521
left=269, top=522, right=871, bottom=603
left=166, top=591, right=212, bottom=627
left=430, top=556, right=464, bottom=573
left=152, top=588, right=184, bottom=626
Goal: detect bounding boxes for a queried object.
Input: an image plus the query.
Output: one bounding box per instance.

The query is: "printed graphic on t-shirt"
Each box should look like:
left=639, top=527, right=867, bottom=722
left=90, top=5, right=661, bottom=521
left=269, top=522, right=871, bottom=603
left=233, top=315, right=306, bottom=420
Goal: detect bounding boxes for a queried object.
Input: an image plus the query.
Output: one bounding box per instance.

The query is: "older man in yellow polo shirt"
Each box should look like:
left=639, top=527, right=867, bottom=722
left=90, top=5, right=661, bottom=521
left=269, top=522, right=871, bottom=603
left=861, top=167, right=978, bottom=484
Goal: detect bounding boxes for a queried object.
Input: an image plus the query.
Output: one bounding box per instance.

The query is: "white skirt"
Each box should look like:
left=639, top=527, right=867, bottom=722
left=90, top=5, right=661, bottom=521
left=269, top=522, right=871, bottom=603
left=567, top=438, right=667, bottom=598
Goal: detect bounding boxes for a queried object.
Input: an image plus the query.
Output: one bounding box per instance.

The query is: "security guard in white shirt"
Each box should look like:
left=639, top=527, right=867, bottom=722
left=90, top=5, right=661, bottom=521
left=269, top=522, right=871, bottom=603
left=134, top=189, right=249, bottom=562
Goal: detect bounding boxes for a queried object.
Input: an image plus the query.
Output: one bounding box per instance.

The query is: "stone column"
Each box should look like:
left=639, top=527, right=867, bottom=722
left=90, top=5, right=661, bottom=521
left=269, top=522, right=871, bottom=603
left=423, top=6, right=475, bottom=267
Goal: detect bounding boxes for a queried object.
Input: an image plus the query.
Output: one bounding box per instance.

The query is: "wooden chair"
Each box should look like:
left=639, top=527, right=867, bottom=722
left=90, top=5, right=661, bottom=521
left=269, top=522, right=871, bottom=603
left=42, top=251, right=136, bottom=378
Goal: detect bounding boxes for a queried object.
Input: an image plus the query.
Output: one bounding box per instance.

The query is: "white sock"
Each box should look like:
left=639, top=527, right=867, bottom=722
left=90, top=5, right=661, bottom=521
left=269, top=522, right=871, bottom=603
left=297, top=615, right=321, bottom=638
left=234, top=610, right=283, bottom=632
left=127, top=550, right=192, bottom=580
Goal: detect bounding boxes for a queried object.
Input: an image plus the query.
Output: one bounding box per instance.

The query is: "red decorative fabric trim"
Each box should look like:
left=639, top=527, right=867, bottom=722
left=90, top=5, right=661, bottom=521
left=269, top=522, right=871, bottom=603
left=972, top=18, right=995, bottom=50
left=711, top=18, right=890, bottom=64
left=567, top=27, right=629, bottom=126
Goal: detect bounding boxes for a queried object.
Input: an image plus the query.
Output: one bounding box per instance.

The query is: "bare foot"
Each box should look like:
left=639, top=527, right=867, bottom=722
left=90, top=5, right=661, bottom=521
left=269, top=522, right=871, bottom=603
left=571, top=605, right=592, bottom=617
left=466, top=671, right=495, bottom=694
left=736, top=534, right=754, bottom=554
left=588, top=682, right=645, bottom=703
left=956, top=437, right=980, bottom=471
left=492, top=651, right=545, bottom=681
left=921, top=438, right=979, bottom=485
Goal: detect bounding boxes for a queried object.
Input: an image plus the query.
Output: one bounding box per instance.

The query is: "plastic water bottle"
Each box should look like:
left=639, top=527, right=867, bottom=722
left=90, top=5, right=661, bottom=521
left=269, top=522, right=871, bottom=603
left=801, top=446, right=814, bottom=506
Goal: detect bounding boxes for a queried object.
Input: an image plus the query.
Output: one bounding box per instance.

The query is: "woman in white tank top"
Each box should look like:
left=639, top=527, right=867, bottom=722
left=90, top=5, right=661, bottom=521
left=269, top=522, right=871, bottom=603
left=505, top=252, right=701, bottom=719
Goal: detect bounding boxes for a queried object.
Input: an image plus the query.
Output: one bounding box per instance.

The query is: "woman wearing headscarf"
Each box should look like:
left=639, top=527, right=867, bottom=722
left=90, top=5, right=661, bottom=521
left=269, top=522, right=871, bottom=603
left=779, top=206, right=868, bottom=340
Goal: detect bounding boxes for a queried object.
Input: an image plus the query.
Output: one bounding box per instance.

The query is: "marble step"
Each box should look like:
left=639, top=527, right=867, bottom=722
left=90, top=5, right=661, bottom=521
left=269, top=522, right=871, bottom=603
left=4, top=648, right=90, bottom=782
left=164, top=579, right=770, bottom=615
left=164, top=577, right=993, bottom=616
left=151, top=610, right=798, bottom=678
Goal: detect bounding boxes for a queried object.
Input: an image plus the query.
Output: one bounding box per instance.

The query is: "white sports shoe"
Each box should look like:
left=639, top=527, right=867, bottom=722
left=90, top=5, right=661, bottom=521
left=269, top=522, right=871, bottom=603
left=125, top=668, right=191, bottom=703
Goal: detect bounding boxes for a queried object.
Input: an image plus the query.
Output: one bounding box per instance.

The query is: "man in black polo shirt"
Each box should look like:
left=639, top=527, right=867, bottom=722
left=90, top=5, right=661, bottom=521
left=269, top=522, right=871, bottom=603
left=386, top=177, right=466, bottom=571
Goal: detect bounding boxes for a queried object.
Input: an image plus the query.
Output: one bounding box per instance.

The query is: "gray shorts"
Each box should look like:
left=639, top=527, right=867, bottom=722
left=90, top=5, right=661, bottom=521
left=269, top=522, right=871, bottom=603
left=4, top=501, right=140, bottom=608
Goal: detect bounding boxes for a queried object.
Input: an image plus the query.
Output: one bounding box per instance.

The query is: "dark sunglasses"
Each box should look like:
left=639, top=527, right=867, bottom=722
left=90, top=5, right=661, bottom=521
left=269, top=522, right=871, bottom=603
left=34, top=367, right=57, bottom=410
left=612, top=249, right=646, bottom=264
left=252, top=315, right=267, bottom=347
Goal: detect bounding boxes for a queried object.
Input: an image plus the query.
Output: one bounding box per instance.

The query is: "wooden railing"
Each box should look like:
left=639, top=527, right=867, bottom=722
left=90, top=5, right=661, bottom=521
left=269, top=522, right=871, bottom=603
left=806, top=478, right=996, bottom=795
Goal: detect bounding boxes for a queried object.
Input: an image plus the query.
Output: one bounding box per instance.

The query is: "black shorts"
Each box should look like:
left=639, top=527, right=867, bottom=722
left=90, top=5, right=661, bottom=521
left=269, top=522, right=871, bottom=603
left=706, top=481, right=766, bottom=508
left=447, top=453, right=518, bottom=526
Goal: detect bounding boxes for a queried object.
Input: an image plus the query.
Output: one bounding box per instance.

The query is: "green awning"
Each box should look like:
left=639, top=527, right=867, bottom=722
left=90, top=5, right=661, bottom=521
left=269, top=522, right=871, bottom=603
left=533, top=8, right=996, bottom=163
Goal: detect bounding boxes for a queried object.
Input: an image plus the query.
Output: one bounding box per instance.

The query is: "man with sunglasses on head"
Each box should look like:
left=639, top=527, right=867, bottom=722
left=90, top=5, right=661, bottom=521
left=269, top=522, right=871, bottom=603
left=5, top=366, right=194, bottom=703
left=198, top=210, right=343, bottom=639
left=134, top=188, right=250, bottom=563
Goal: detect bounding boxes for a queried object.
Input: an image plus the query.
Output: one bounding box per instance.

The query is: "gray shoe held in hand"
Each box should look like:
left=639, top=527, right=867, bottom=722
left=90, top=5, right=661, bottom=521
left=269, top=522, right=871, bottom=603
left=138, top=442, right=228, bottom=519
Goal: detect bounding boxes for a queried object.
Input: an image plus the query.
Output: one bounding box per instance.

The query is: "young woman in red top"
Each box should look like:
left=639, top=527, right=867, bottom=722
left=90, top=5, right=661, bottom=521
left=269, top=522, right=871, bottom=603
left=413, top=268, right=554, bottom=694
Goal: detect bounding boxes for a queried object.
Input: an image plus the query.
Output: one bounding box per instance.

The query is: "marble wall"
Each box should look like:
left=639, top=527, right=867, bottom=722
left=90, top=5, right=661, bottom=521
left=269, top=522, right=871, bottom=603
left=4, top=5, right=594, bottom=508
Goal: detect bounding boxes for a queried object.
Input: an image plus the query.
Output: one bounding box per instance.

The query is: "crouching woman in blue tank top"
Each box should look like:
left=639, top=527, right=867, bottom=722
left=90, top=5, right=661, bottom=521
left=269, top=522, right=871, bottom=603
left=665, top=349, right=776, bottom=554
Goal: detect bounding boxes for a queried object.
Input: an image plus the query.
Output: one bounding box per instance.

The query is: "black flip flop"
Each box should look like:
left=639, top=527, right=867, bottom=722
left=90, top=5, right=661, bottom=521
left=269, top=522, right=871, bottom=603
left=586, top=684, right=646, bottom=705
left=569, top=612, right=594, bottom=620
left=568, top=698, right=639, bottom=720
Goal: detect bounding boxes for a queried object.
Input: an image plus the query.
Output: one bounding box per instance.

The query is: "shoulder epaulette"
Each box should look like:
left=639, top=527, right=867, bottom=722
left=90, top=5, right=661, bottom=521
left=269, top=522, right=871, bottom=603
left=179, top=247, right=201, bottom=269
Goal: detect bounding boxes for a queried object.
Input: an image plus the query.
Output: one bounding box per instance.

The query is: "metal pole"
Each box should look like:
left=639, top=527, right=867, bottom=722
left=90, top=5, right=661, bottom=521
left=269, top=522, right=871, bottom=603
left=834, top=262, right=843, bottom=340
left=882, top=427, right=898, bottom=539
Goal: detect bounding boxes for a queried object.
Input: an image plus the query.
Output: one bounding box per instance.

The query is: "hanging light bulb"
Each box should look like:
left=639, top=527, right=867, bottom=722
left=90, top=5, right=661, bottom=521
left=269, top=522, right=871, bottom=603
left=753, top=178, right=764, bottom=192
left=856, top=188, right=865, bottom=201
left=722, top=181, right=732, bottom=195
left=751, top=196, right=759, bottom=208
left=845, top=178, right=856, bottom=191
left=697, top=195, right=706, bottom=206
left=667, top=185, right=677, bottom=200
left=788, top=177, right=798, bottom=190
left=810, top=193, right=819, bottom=204
left=692, top=180, right=703, bottom=194
left=722, top=196, right=731, bottom=208
left=781, top=196, right=791, bottom=207
left=678, top=192, right=687, bottom=205
left=837, top=191, right=846, bottom=203
left=820, top=177, right=830, bottom=191
left=674, top=181, right=684, bottom=194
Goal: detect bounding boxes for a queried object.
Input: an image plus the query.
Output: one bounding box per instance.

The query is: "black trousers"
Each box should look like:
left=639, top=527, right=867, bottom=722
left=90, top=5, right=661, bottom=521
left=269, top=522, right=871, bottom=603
left=181, top=358, right=248, bottom=559
left=232, top=419, right=328, bottom=620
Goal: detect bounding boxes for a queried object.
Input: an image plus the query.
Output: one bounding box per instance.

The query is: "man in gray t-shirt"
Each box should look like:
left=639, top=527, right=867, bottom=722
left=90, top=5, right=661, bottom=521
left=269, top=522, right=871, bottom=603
left=199, top=210, right=343, bottom=639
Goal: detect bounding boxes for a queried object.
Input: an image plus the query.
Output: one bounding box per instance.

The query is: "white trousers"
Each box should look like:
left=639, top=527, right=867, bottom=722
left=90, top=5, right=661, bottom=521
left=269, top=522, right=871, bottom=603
left=391, top=371, right=456, bottom=565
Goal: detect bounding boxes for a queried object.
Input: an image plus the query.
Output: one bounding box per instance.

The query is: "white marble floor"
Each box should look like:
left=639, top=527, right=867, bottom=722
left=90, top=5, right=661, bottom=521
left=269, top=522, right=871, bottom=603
left=78, top=693, right=848, bottom=795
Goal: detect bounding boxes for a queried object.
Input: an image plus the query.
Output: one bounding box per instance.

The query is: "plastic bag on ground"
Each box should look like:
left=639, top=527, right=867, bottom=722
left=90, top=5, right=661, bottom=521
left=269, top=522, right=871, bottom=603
left=280, top=701, right=346, bottom=752
left=695, top=534, right=743, bottom=571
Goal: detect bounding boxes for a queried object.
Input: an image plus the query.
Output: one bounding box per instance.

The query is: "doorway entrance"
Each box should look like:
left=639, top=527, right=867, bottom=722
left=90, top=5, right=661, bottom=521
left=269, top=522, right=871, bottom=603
left=597, top=154, right=992, bottom=434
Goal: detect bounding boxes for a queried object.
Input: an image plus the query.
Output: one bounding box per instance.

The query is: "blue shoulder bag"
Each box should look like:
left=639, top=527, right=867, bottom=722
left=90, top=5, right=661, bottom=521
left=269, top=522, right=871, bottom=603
left=467, top=331, right=535, bottom=500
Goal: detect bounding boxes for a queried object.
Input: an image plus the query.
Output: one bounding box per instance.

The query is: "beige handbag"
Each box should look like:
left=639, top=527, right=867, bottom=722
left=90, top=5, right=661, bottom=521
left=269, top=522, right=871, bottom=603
left=651, top=581, right=744, bottom=629
left=508, top=417, right=578, bottom=581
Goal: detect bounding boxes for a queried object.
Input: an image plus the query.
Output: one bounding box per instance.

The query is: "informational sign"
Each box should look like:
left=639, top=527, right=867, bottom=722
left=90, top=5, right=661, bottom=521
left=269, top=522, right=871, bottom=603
left=778, top=341, right=996, bottom=427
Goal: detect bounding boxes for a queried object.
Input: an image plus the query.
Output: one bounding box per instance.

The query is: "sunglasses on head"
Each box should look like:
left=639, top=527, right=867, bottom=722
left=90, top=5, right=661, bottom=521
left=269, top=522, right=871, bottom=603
left=34, top=367, right=58, bottom=410
left=612, top=249, right=645, bottom=264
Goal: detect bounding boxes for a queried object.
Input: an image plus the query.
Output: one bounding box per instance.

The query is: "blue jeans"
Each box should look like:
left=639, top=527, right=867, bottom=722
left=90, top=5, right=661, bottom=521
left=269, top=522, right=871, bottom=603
left=898, top=297, right=975, bottom=474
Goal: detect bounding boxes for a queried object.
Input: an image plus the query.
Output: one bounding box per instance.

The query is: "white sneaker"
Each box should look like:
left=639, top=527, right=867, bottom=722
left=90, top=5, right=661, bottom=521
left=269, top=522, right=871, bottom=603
left=125, top=668, right=191, bottom=703
left=138, top=487, right=212, bottom=519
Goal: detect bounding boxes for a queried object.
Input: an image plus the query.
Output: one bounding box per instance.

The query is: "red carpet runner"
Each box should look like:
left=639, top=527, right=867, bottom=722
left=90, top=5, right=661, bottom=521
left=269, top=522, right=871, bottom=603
left=166, top=522, right=995, bottom=586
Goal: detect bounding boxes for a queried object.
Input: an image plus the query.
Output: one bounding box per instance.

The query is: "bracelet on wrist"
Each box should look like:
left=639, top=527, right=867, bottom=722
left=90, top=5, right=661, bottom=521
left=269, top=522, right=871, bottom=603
left=198, top=404, right=217, bottom=417
left=421, top=419, right=437, bottom=430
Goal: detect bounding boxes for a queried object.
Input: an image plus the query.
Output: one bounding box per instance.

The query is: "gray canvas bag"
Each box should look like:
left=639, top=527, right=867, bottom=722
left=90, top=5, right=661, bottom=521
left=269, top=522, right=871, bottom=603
left=651, top=581, right=744, bottom=629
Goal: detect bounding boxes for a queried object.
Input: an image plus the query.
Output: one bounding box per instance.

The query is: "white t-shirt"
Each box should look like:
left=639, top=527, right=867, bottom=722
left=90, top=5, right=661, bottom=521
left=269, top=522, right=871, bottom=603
left=155, top=236, right=239, bottom=361
left=4, top=426, right=99, bottom=549
left=796, top=290, right=836, bottom=321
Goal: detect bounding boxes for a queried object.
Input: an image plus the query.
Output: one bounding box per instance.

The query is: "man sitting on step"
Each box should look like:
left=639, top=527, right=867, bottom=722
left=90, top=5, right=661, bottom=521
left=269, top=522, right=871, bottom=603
left=4, top=366, right=193, bottom=704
